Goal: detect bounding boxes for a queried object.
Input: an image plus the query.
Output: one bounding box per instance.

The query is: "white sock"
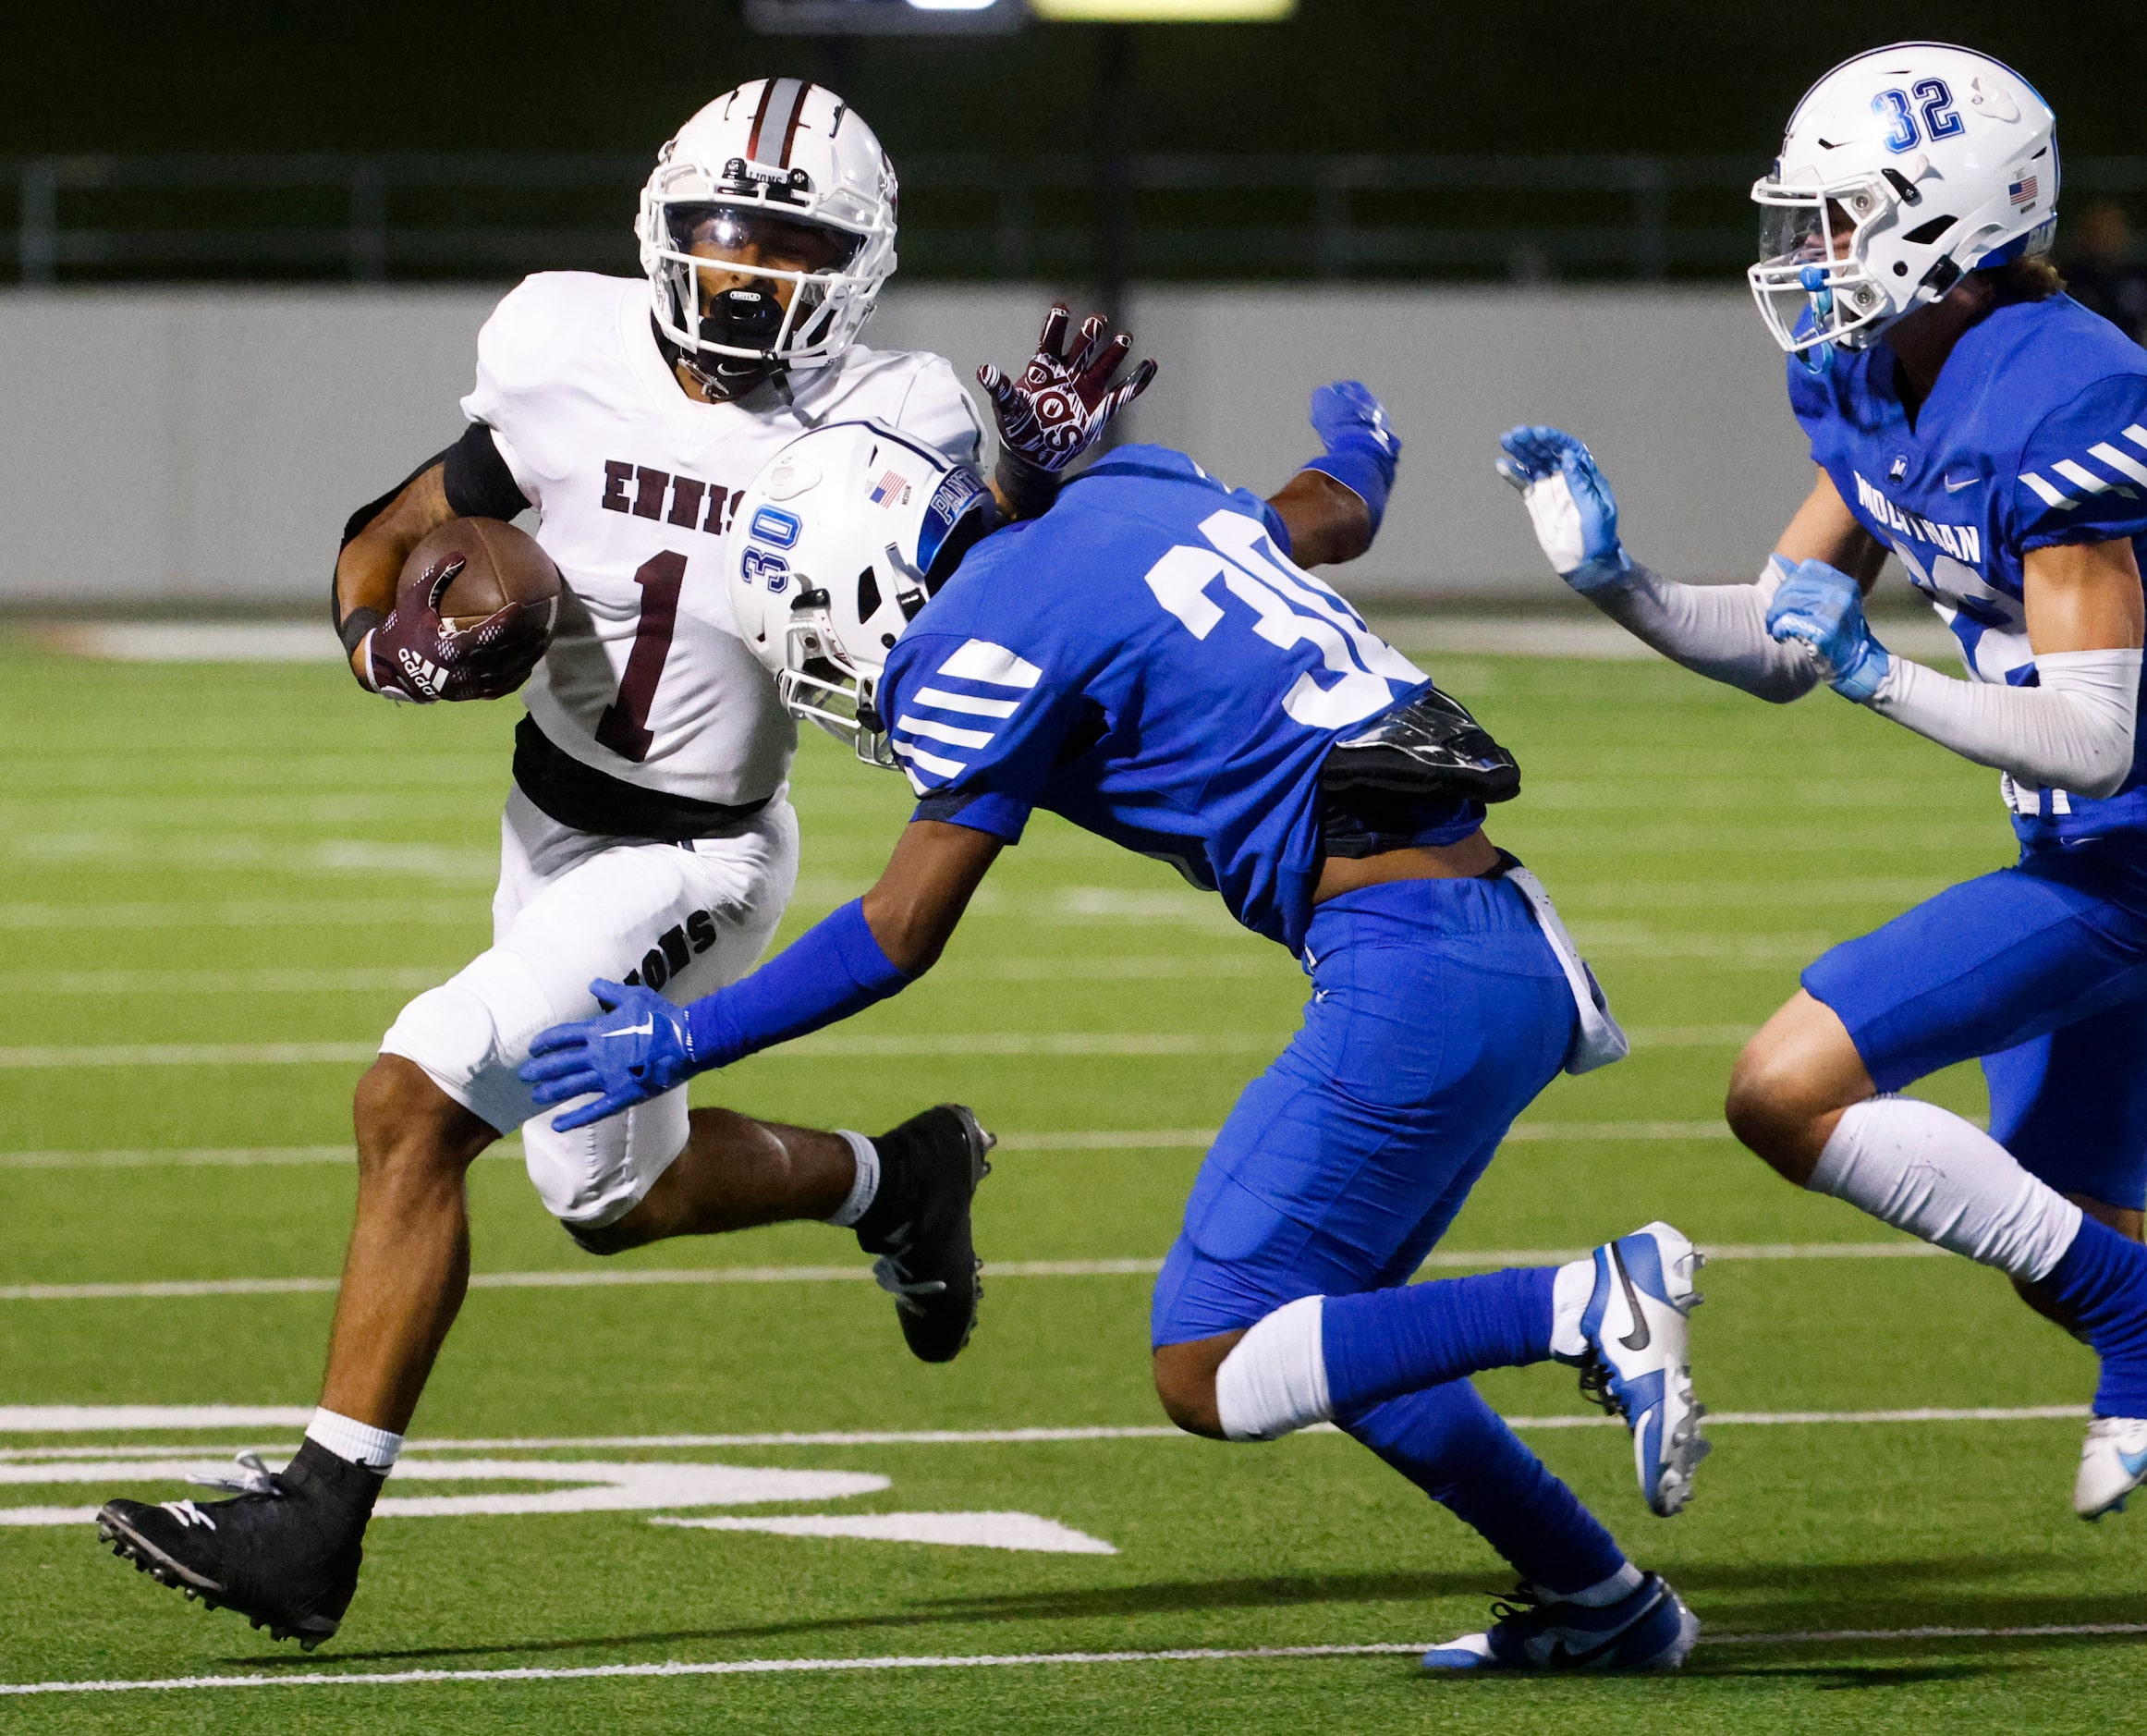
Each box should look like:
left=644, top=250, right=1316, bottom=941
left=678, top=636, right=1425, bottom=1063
left=1811, top=1096, right=2082, bottom=1283
left=1547, top=1257, right=1595, bottom=1360
left=305, top=1407, right=402, bottom=1473
left=1543, top=1560, right=1644, bottom=1607
left=1214, top=1295, right=1331, bottom=1441
left=823, top=1130, right=880, bottom=1229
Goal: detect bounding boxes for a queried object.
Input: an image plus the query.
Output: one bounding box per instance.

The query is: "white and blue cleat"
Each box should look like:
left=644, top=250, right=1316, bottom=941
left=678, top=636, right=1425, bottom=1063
left=1421, top=1572, right=1699, bottom=1673
left=2076, top=1415, right=2147, bottom=1520
left=1576, top=1221, right=1709, bottom=1517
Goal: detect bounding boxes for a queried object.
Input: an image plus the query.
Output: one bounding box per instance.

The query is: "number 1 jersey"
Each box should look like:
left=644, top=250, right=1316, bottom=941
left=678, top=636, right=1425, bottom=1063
left=463, top=271, right=983, bottom=810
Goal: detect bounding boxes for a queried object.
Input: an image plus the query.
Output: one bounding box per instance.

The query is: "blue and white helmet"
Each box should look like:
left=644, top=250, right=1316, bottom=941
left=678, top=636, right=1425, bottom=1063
left=1750, top=43, right=2058, bottom=354
left=727, top=421, right=995, bottom=766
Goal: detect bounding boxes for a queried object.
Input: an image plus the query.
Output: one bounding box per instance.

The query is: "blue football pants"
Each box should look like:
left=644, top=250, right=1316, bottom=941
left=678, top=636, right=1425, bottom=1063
left=1803, top=836, right=2147, bottom=1210
left=1150, top=874, right=1627, bottom=1593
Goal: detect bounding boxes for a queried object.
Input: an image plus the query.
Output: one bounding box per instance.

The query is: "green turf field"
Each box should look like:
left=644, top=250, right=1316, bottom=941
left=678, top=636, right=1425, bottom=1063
left=2, top=627, right=2140, bottom=1733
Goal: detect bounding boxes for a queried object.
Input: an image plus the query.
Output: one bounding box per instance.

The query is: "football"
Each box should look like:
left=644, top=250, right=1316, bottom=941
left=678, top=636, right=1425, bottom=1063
left=399, top=517, right=562, bottom=632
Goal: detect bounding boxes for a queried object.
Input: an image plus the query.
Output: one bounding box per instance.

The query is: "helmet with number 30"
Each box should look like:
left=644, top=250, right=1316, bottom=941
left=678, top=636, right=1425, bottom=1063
left=1750, top=43, right=2058, bottom=356
left=727, top=422, right=997, bottom=767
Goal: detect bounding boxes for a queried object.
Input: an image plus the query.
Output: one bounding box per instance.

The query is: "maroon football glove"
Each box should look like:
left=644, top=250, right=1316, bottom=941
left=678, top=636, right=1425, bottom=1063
left=978, top=303, right=1156, bottom=517
left=364, top=556, right=554, bottom=703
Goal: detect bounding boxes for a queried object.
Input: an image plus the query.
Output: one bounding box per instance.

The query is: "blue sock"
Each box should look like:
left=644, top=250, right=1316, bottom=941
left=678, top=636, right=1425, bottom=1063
left=1342, top=1380, right=1626, bottom=1595
left=2045, top=1215, right=2147, bottom=1417
left=1321, top=1267, right=1555, bottom=1417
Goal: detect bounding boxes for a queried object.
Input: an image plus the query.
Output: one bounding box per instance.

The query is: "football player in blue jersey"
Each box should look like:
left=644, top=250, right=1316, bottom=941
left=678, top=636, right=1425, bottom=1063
left=1498, top=43, right=2147, bottom=1520
left=519, top=401, right=1709, bottom=1671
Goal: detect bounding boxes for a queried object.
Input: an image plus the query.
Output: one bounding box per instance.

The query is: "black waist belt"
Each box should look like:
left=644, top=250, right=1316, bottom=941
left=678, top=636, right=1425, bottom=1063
left=512, top=715, right=771, bottom=842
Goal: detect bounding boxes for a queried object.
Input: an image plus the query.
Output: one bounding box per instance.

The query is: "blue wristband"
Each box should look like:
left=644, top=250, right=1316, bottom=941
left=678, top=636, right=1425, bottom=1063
left=1302, top=449, right=1393, bottom=536
left=683, top=898, right=912, bottom=1069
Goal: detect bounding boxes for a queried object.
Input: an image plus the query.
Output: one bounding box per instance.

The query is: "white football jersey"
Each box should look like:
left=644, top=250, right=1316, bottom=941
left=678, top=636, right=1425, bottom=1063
left=461, top=271, right=983, bottom=808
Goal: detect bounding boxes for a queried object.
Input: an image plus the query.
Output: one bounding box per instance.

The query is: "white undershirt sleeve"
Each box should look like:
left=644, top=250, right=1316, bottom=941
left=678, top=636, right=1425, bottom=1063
left=1584, top=558, right=1822, bottom=703
left=1866, top=648, right=2141, bottom=800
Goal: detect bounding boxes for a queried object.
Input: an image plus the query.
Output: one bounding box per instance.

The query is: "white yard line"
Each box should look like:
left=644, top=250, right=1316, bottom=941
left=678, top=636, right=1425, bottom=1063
left=0, top=1125, right=1744, bottom=1168
left=0, top=902, right=476, bottom=930
left=16, top=959, right=1281, bottom=996
left=3, top=967, right=448, bottom=997
left=0, top=1029, right=1754, bottom=1070
left=2, top=1619, right=2135, bottom=1696
left=0, top=1043, right=381, bottom=1069
left=0, top=1403, right=2093, bottom=1452
left=0, top=1146, right=363, bottom=1169
left=0, top=1240, right=1942, bottom=1303
left=1380, top=613, right=1966, bottom=665
left=31, top=622, right=347, bottom=663
left=0, top=1035, right=1287, bottom=1069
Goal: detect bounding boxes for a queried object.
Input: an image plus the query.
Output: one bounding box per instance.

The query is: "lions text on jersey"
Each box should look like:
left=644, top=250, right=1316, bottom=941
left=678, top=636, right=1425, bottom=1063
left=874, top=446, right=1431, bottom=951
left=465, top=270, right=982, bottom=812
left=1790, top=292, right=2147, bottom=838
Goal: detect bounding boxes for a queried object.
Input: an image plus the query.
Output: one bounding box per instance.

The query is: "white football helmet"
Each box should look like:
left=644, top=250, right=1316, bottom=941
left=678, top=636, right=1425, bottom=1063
left=1750, top=43, right=2058, bottom=355
left=637, top=79, right=899, bottom=391
left=728, top=421, right=996, bottom=766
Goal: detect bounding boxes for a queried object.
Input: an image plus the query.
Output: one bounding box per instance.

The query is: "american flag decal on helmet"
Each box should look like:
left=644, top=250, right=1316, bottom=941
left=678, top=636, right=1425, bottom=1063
left=2010, top=174, right=2039, bottom=210
left=869, top=471, right=909, bottom=507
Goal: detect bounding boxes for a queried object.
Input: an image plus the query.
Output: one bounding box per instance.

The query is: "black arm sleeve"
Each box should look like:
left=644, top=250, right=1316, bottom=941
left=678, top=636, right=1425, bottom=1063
left=441, top=420, right=532, bottom=521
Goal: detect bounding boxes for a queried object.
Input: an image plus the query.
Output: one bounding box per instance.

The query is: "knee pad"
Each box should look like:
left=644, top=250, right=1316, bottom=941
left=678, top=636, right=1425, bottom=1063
left=520, top=1087, right=689, bottom=1229
left=378, top=982, right=514, bottom=1131
left=379, top=944, right=561, bottom=1135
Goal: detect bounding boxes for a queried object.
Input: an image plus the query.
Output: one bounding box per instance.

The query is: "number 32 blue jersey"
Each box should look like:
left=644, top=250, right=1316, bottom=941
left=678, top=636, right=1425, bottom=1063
left=877, top=446, right=1436, bottom=952
left=1789, top=293, right=2147, bottom=844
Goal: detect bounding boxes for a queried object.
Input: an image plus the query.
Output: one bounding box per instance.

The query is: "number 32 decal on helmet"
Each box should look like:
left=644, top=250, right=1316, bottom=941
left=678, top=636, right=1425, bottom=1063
left=1749, top=43, right=2057, bottom=360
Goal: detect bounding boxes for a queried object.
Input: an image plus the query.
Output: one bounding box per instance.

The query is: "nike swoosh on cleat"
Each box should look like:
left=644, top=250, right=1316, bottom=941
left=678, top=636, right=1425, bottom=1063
left=2120, top=1446, right=2147, bottom=1478
left=1543, top=1632, right=1624, bottom=1669
left=1612, top=1244, right=1651, bottom=1353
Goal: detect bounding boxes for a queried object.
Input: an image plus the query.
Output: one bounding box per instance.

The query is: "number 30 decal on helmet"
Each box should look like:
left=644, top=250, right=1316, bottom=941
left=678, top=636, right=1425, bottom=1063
left=727, top=422, right=997, bottom=767
left=1749, top=43, right=2057, bottom=360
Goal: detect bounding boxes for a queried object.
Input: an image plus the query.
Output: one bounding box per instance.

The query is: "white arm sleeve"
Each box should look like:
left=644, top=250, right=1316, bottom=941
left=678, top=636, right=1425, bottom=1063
left=1585, top=558, right=1822, bottom=703
left=1867, top=649, right=2141, bottom=800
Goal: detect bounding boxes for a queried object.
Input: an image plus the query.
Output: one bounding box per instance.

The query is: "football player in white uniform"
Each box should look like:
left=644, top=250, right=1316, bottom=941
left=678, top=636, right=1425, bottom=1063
left=92, top=78, right=1152, bottom=1646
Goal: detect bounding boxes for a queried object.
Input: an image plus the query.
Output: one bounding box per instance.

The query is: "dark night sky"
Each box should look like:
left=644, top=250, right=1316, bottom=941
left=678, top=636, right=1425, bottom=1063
left=4, top=3, right=2145, bottom=162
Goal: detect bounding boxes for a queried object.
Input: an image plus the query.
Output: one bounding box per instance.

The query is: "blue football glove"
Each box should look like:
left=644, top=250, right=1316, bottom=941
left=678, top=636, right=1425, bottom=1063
left=519, top=979, right=698, bottom=1132
left=1764, top=558, right=1891, bottom=702
left=1302, top=381, right=1401, bottom=537
left=1494, top=425, right=1632, bottom=594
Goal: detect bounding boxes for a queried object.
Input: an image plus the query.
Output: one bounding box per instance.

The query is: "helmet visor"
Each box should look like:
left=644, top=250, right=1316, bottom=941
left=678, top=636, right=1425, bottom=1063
left=665, top=203, right=865, bottom=276
left=1748, top=177, right=1893, bottom=353
left=1756, top=197, right=1840, bottom=270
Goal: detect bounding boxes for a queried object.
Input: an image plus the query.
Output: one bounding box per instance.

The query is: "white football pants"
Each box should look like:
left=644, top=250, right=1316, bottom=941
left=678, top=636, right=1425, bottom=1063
left=380, top=785, right=799, bottom=1229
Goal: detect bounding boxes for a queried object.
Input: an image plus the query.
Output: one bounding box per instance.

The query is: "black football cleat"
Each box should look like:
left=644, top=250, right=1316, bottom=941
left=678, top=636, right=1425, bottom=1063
left=95, top=1440, right=382, bottom=1650
left=855, top=1104, right=994, bottom=1363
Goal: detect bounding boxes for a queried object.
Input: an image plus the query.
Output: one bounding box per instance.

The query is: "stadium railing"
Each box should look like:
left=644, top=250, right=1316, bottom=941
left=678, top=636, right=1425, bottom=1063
left=9, top=153, right=2147, bottom=286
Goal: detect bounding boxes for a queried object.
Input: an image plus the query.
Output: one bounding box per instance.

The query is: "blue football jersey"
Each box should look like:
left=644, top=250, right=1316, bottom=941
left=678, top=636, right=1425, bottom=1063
left=1789, top=293, right=2147, bottom=844
left=875, top=446, right=1439, bottom=952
